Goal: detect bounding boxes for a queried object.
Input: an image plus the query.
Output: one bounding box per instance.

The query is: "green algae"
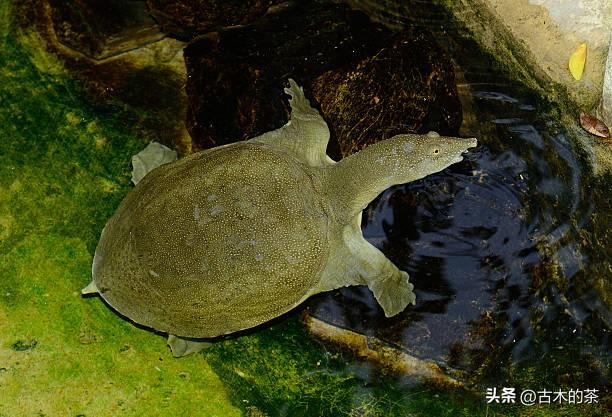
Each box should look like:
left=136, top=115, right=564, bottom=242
left=204, top=316, right=609, bottom=417
left=205, top=317, right=476, bottom=417
left=0, top=3, right=239, bottom=416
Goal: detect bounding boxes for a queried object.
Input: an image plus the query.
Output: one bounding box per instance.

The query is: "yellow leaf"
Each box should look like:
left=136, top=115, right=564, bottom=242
left=569, top=43, right=587, bottom=80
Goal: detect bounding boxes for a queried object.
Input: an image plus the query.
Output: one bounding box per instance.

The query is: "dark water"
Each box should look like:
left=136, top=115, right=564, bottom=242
left=308, top=79, right=609, bottom=381
left=304, top=1, right=611, bottom=387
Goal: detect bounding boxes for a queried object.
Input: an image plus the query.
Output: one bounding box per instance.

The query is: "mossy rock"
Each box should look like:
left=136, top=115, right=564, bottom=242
left=18, top=0, right=190, bottom=154
left=183, top=1, right=461, bottom=155
left=311, top=28, right=462, bottom=157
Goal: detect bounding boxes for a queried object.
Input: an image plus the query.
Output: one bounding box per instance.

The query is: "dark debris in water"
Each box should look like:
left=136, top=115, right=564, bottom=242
left=11, top=339, right=38, bottom=351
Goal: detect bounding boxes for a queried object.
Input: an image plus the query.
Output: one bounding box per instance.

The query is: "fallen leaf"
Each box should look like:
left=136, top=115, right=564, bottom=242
left=569, top=43, right=587, bottom=80
left=579, top=112, right=610, bottom=138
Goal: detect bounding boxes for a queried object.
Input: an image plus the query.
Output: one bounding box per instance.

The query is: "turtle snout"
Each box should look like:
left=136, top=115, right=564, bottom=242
left=462, top=137, right=478, bottom=152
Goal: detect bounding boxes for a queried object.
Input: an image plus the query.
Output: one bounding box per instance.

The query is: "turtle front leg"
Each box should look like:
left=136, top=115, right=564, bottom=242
left=363, top=252, right=416, bottom=317
left=349, top=236, right=416, bottom=317
left=314, top=217, right=416, bottom=317
left=131, top=142, right=178, bottom=185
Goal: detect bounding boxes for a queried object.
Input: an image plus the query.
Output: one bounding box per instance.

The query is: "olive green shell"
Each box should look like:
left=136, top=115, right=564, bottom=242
left=93, top=143, right=329, bottom=338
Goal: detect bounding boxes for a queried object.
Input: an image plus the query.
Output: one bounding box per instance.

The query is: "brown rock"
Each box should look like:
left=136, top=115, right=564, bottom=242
left=183, top=2, right=461, bottom=153
left=311, top=29, right=462, bottom=157
left=183, top=1, right=392, bottom=150
left=146, top=0, right=284, bottom=41
left=48, top=0, right=163, bottom=59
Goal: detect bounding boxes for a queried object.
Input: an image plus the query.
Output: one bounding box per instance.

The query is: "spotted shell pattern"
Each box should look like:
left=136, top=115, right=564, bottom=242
left=93, top=143, right=329, bottom=337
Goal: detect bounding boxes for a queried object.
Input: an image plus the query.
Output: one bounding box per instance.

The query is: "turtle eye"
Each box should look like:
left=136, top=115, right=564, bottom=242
left=433, top=149, right=439, bottom=154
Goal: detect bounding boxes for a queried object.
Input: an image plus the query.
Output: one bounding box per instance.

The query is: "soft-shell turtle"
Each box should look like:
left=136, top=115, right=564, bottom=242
left=83, top=80, right=476, bottom=356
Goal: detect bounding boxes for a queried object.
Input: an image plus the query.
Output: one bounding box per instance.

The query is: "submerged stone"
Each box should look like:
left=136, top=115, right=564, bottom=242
left=311, top=29, right=462, bottom=157
left=183, top=1, right=390, bottom=150
left=304, top=314, right=461, bottom=384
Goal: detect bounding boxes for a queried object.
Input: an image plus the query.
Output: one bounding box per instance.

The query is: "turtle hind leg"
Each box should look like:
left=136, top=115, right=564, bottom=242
left=167, top=334, right=212, bottom=358
left=131, top=142, right=178, bottom=185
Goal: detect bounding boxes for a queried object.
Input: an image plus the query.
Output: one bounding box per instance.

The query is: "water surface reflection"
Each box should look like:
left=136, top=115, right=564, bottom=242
left=308, top=84, right=608, bottom=377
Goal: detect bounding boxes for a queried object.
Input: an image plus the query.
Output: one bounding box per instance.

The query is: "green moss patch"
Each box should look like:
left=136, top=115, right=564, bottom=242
left=0, top=3, right=239, bottom=416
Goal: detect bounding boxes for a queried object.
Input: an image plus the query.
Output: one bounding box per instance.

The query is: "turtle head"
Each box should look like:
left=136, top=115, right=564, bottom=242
left=327, top=131, right=477, bottom=222
left=399, top=131, right=478, bottom=182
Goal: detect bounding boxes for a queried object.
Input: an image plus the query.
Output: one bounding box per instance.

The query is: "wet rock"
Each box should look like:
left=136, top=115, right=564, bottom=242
left=184, top=0, right=390, bottom=150
left=304, top=314, right=461, bottom=384
left=48, top=0, right=164, bottom=59
left=184, top=1, right=461, bottom=152
left=310, top=29, right=462, bottom=156
left=146, top=0, right=284, bottom=41
left=19, top=0, right=191, bottom=154
left=342, top=0, right=610, bottom=111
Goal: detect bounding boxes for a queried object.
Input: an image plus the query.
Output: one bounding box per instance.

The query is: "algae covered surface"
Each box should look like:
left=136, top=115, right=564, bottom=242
left=0, top=2, right=239, bottom=416
left=0, top=1, right=609, bottom=416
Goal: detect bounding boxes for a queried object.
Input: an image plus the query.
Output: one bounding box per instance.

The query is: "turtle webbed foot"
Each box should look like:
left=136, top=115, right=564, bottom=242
left=81, top=280, right=99, bottom=295
left=368, top=269, right=416, bottom=317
